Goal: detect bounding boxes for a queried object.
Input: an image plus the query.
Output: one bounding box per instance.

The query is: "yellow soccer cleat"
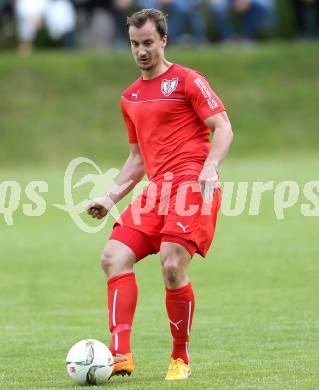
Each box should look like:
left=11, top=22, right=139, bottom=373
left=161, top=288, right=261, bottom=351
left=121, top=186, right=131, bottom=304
left=165, top=358, right=191, bottom=380
left=112, top=352, right=135, bottom=377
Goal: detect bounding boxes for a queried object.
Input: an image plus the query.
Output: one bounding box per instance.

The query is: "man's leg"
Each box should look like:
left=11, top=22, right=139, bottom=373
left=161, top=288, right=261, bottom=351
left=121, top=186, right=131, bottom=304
left=166, top=4, right=186, bottom=45
left=160, top=241, right=196, bottom=380
left=101, top=239, right=136, bottom=359
left=242, top=2, right=276, bottom=40
left=209, top=0, right=234, bottom=41
left=101, top=224, right=156, bottom=376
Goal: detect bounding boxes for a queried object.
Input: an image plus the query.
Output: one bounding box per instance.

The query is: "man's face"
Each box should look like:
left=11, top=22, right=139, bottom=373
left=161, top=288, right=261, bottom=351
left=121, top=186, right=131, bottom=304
left=129, top=20, right=167, bottom=71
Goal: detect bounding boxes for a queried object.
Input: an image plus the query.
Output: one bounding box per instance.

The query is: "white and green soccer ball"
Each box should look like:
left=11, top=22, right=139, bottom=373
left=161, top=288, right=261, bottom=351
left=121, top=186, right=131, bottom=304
left=66, top=339, right=113, bottom=386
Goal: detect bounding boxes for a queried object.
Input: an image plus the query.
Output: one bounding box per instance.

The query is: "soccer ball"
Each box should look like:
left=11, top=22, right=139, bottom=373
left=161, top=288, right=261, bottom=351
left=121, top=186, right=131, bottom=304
left=66, top=339, right=113, bottom=385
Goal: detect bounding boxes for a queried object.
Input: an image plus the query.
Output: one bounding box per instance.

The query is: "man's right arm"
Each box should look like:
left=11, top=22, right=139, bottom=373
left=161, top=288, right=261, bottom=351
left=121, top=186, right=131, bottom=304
left=86, top=143, right=145, bottom=219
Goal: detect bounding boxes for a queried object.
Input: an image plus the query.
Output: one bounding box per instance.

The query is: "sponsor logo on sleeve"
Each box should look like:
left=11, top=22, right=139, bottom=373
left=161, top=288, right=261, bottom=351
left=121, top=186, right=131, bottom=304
left=194, top=77, right=218, bottom=110
left=161, top=77, right=179, bottom=96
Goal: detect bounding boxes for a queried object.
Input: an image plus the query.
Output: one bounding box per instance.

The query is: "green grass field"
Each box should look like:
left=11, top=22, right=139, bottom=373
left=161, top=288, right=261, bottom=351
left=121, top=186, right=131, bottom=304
left=1, top=44, right=319, bottom=389
left=1, top=157, right=318, bottom=389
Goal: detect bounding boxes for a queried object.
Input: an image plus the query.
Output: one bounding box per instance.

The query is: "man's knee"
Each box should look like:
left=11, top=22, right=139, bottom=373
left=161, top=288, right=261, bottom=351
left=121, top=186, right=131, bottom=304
left=100, top=249, right=114, bottom=275
left=162, top=257, right=181, bottom=286
left=100, top=240, right=135, bottom=278
left=160, top=243, right=190, bottom=286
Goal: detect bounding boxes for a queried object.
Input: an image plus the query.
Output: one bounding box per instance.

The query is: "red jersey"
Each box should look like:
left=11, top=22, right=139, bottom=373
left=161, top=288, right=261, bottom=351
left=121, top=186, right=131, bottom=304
left=120, top=63, right=225, bottom=181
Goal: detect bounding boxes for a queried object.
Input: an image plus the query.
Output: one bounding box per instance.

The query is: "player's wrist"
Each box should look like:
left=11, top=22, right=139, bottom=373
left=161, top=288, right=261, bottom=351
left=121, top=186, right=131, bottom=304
left=204, top=159, right=219, bottom=171
left=101, top=192, right=115, bottom=211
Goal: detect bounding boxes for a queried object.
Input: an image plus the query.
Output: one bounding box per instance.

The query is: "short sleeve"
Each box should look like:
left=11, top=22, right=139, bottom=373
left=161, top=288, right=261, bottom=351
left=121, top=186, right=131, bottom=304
left=185, top=71, right=225, bottom=122
left=120, top=97, right=137, bottom=144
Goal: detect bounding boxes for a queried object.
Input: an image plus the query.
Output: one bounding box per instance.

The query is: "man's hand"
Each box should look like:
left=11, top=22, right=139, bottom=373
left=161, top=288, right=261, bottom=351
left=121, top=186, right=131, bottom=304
left=198, top=161, right=220, bottom=203
left=86, top=196, right=110, bottom=220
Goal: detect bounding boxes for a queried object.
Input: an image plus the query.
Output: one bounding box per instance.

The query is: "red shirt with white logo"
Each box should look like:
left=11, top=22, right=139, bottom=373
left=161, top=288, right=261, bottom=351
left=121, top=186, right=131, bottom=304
left=121, top=64, right=225, bottom=181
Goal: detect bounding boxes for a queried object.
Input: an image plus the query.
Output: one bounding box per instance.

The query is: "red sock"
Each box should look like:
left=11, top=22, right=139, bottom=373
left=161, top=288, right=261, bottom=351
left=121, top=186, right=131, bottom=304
left=166, top=282, right=195, bottom=364
left=107, top=272, right=137, bottom=355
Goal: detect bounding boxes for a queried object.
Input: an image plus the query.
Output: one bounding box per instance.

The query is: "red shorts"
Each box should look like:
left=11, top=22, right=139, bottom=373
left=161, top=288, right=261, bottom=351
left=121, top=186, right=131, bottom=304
left=109, top=175, right=221, bottom=260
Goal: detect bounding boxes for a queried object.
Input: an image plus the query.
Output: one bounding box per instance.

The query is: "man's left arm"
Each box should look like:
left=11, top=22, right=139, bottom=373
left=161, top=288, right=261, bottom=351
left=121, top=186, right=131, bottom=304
left=199, top=111, right=233, bottom=202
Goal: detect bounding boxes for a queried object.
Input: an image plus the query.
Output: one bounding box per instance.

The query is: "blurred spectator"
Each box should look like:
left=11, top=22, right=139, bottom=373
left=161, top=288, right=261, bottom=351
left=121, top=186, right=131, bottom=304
left=2, top=0, right=316, bottom=51
left=0, top=1, right=14, bottom=48
left=113, top=0, right=135, bottom=47
left=209, top=0, right=276, bottom=42
left=0, top=1, right=12, bottom=28
left=138, top=0, right=206, bottom=45
left=44, top=0, right=76, bottom=47
left=15, top=0, right=48, bottom=52
left=15, top=0, right=76, bottom=53
left=291, top=0, right=319, bottom=38
left=75, top=0, right=115, bottom=49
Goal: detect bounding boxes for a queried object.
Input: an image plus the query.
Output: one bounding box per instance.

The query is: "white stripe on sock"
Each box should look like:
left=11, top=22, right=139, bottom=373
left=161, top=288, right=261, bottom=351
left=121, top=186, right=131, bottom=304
left=115, top=333, right=118, bottom=352
left=113, top=289, right=118, bottom=352
left=112, top=289, right=118, bottom=326
left=187, top=301, right=191, bottom=336
left=186, top=342, right=189, bottom=362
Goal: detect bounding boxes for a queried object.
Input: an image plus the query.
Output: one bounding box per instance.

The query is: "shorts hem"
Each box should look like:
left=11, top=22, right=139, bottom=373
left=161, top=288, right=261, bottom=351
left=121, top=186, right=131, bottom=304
left=161, top=234, right=197, bottom=257
left=110, top=224, right=157, bottom=261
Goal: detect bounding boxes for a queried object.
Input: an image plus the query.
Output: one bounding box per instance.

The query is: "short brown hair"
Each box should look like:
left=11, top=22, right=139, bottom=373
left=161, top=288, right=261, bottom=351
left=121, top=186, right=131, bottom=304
left=126, top=8, right=168, bottom=38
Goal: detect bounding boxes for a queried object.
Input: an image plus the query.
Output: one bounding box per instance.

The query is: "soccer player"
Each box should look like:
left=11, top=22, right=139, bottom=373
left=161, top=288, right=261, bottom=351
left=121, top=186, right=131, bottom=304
left=86, top=8, right=233, bottom=380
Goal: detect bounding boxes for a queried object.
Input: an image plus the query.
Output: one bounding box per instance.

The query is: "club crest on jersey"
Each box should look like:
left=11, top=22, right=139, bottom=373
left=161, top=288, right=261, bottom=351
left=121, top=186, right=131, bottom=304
left=161, top=77, right=179, bottom=96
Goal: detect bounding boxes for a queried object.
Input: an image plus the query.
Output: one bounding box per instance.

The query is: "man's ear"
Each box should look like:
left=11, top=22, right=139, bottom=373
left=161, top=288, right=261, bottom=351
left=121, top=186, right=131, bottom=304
left=162, top=35, right=168, bottom=48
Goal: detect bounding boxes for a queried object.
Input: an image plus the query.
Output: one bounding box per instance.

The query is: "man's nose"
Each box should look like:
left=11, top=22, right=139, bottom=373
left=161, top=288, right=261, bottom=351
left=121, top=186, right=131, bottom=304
left=137, top=47, right=147, bottom=57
